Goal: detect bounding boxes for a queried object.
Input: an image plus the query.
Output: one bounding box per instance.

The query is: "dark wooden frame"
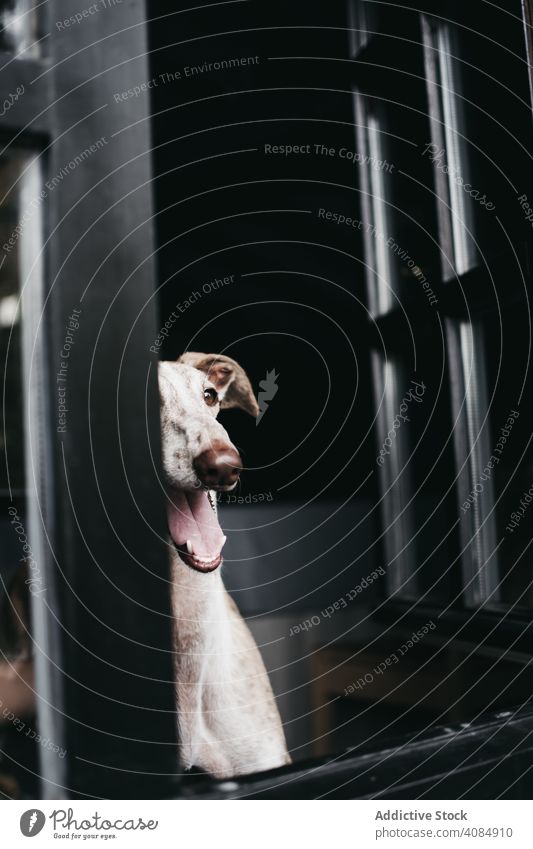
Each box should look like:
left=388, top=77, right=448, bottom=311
left=1, top=0, right=178, bottom=798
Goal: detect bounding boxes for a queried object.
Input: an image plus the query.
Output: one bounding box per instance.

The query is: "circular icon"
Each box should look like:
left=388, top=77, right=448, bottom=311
left=20, top=810, right=46, bottom=837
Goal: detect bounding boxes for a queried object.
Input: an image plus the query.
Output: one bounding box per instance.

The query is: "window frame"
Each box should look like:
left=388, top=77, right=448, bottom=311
left=350, top=0, right=533, bottom=619
left=0, top=0, right=178, bottom=799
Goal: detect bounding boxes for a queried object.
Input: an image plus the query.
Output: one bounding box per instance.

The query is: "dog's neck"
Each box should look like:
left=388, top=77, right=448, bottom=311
left=169, top=546, right=227, bottom=643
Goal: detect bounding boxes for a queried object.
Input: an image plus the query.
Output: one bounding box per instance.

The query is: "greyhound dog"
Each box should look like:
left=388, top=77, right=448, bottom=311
left=158, top=352, right=290, bottom=778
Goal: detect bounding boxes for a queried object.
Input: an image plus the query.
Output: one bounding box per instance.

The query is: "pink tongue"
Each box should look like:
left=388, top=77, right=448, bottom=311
left=166, top=489, right=225, bottom=558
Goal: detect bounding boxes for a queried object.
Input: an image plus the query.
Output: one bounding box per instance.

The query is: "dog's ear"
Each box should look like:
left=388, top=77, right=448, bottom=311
left=178, top=352, right=259, bottom=417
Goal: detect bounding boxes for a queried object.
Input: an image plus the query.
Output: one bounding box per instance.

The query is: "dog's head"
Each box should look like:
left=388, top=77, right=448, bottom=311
left=158, top=353, right=259, bottom=574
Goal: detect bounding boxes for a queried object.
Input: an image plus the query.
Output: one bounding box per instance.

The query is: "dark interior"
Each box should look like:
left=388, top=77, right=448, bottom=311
left=0, top=0, right=532, bottom=800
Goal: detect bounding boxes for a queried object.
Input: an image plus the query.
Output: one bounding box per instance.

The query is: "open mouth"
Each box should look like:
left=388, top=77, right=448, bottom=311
left=166, top=487, right=226, bottom=573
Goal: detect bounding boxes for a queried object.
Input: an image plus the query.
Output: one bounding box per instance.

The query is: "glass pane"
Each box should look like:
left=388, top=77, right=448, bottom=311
left=0, top=0, right=41, bottom=57
left=0, top=151, right=28, bottom=495
left=0, top=149, right=37, bottom=648
left=446, top=319, right=499, bottom=606
left=422, top=18, right=478, bottom=280
left=347, top=0, right=379, bottom=57
left=371, top=353, right=416, bottom=596
left=347, top=0, right=415, bottom=58
left=354, top=96, right=398, bottom=316
left=476, top=305, right=533, bottom=610
left=372, top=342, right=459, bottom=605
left=353, top=22, right=440, bottom=318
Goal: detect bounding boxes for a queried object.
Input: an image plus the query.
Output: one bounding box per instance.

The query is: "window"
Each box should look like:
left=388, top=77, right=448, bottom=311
left=332, top=0, right=533, bottom=784
left=2, top=0, right=532, bottom=802
left=351, top=1, right=460, bottom=605
left=350, top=0, right=533, bottom=617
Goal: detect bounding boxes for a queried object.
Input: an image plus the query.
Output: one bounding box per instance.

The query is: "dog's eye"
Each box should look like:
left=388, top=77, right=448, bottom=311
left=203, top=387, right=218, bottom=407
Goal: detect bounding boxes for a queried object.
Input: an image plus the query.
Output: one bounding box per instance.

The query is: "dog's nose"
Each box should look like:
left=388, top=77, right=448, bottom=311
left=193, top=442, right=242, bottom=489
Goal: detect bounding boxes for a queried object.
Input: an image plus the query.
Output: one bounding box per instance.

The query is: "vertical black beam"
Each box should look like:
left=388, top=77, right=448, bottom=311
left=43, top=0, right=178, bottom=797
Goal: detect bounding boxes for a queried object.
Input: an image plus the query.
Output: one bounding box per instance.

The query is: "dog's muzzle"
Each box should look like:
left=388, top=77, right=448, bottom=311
left=166, top=442, right=242, bottom=574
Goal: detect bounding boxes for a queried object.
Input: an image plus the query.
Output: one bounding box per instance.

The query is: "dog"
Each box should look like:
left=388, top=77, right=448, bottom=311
left=159, top=352, right=290, bottom=778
